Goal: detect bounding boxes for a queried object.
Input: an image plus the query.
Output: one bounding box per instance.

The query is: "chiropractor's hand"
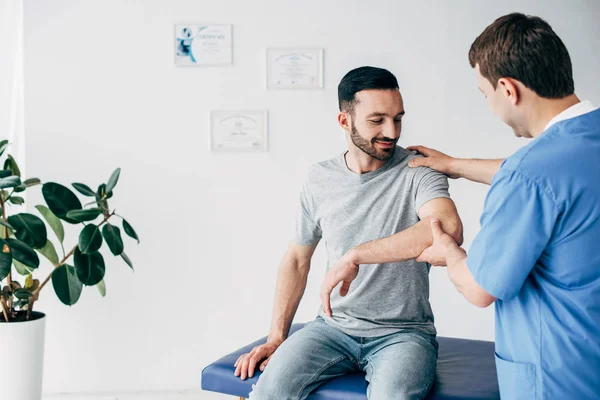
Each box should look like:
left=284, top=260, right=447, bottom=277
left=417, top=219, right=465, bottom=266
left=320, top=250, right=360, bottom=316
left=234, top=340, right=281, bottom=380
left=407, top=145, right=460, bottom=179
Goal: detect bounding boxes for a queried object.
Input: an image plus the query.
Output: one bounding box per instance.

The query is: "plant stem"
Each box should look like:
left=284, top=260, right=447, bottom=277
left=0, top=295, right=9, bottom=322
left=34, top=245, right=77, bottom=296
left=0, top=195, right=13, bottom=311
left=32, top=212, right=115, bottom=303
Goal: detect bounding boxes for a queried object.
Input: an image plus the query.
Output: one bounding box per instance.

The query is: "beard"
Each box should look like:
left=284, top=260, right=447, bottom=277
left=350, top=121, right=397, bottom=161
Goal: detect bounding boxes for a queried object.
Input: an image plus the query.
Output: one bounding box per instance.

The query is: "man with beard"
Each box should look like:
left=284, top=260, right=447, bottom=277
left=234, top=66, right=463, bottom=399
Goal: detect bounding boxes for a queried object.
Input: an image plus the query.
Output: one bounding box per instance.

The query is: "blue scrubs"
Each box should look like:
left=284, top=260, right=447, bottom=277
left=467, top=108, right=600, bottom=399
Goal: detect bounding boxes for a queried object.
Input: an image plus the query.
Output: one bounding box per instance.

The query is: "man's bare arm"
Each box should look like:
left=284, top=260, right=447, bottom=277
left=407, top=145, right=504, bottom=185
left=349, top=198, right=463, bottom=265
left=320, top=198, right=463, bottom=316
left=234, top=241, right=318, bottom=380
left=267, top=241, right=318, bottom=343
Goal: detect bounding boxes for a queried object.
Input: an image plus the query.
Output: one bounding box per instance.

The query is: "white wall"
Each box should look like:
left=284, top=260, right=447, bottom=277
left=18, top=0, right=600, bottom=395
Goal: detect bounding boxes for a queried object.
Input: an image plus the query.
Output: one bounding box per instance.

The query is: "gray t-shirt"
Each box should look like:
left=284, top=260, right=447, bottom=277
left=296, top=146, right=450, bottom=337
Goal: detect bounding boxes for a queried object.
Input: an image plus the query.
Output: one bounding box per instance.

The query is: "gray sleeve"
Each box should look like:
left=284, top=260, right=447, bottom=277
left=412, top=166, right=451, bottom=215
left=295, top=180, right=322, bottom=246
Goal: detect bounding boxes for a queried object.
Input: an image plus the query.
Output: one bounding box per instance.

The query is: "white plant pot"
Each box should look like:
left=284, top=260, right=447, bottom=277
left=0, top=312, right=46, bottom=400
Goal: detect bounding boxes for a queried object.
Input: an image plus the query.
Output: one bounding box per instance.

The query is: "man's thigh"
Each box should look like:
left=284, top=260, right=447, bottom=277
left=250, top=318, right=358, bottom=400
left=364, top=331, right=438, bottom=400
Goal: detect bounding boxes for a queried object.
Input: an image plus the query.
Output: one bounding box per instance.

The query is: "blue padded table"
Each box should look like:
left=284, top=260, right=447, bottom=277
left=202, top=324, right=499, bottom=399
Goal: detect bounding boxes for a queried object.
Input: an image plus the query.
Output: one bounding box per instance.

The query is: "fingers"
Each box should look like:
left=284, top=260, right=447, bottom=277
left=430, top=218, right=444, bottom=238
left=406, top=145, right=426, bottom=153
left=339, top=279, right=351, bottom=297
left=408, top=157, right=428, bottom=168
left=260, top=354, right=273, bottom=372
left=320, top=283, right=333, bottom=316
left=234, top=354, right=243, bottom=368
left=247, top=349, right=265, bottom=378
left=234, top=353, right=247, bottom=377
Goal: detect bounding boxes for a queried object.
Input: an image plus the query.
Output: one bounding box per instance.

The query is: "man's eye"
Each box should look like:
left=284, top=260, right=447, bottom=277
left=394, top=119, right=402, bottom=123
left=370, top=119, right=383, bottom=124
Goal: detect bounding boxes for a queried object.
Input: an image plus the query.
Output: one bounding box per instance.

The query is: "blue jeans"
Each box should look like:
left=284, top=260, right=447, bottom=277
left=249, top=317, right=438, bottom=400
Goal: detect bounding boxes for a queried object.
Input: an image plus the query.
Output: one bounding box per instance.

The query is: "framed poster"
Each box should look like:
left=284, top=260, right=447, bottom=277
left=267, top=48, right=324, bottom=89
left=211, top=110, right=268, bottom=152
left=175, top=24, right=232, bottom=66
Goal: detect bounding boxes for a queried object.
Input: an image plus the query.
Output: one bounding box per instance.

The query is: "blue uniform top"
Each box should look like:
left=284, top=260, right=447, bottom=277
left=467, top=104, right=600, bottom=399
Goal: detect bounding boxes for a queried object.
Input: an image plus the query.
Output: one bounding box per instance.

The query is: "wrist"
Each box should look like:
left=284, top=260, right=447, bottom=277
left=448, top=157, right=463, bottom=179
left=446, top=244, right=467, bottom=266
left=347, top=247, right=362, bottom=265
left=267, top=335, right=285, bottom=346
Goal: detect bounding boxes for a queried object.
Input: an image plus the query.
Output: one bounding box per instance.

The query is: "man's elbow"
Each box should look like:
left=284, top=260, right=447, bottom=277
left=467, top=290, right=496, bottom=308
left=442, top=215, right=464, bottom=246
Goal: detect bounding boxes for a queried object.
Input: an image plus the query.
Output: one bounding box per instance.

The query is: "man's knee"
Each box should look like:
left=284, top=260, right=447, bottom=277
left=249, top=363, right=304, bottom=400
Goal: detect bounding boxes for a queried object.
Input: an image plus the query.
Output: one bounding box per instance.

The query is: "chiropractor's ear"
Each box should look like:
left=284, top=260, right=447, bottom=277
left=498, top=78, right=520, bottom=106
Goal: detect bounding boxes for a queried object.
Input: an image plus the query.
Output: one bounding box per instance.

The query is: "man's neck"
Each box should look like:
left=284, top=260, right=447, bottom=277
left=529, top=94, right=581, bottom=138
left=344, top=146, right=389, bottom=174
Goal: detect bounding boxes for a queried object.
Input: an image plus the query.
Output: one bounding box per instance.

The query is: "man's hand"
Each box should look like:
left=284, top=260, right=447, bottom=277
left=234, top=341, right=280, bottom=380
left=407, top=145, right=460, bottom=179
left=320, top=250, right=360, bottom=316
left=417, top=219, right=465, bottom=266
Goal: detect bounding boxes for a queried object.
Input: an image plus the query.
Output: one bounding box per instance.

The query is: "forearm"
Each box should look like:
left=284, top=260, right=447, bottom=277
left=352, top=214, right=462, bottom=265
left=446, top=247, right=495, bottom=308
left=452, top=158, right=504, bottom=185
left=267, top=258, right=309, bottom=344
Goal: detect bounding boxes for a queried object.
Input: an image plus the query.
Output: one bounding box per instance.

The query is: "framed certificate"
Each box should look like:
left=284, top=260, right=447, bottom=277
left=175, top=24, right=232, bottom=66
left=211, top=110, right=269, bottom=152
left=266, top=48, right=324, bottom=89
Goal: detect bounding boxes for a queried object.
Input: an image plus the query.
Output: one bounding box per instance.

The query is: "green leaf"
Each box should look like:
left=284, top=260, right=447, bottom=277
left=14, top=184, right=27, bottom=192
left=0, top=239, right=12, bottom=280
left=96, top=279, right=106, bottom=297
left=122, top=219, right=139, bottom=243
left=121, top=252, right=134, bottom=270
left=23, top=178, right=41, bottom=187
left=35, top=205, right=64, bottom=243
left=0, top=170, right=11, bottom=179
left=74, top=249, right=105, bottom=286
left=52, top=264, right=82, bottom=306
left=0, top=140, right=9, bottom=158
left=42, top=182, right=82, bottom=224
left=14, top=288, right=33, bottom=300
left=66, top=208, right=103, bottom=223
left=6, top=213, right=47, bottom=249
left=13, top=259, right=34, bottom=276
left=78, top=224, right=103, bottom=254
left=4, top=155, right=21, bottom=177
left=9, top=196, right=24, bottom=205
left=6, top=238, right=39, bottom=269
left=105, top=168, right=121, bottom=194
left=96, top=184, right=113, bottom=200
left=0, top=176, right=21, bottom=189
left=37, top=239, right=59, bottom=265
left=102, top=223, right=123, bottom=256
left=0, top=219, right=14, bottom=231
left=72, top=183, right=96, bottom=197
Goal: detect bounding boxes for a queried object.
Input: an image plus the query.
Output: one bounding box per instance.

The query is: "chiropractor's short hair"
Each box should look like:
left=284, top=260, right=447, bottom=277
left=338, top=66, right=399, bottom=115
left=469, top=13, right=574, bottom=99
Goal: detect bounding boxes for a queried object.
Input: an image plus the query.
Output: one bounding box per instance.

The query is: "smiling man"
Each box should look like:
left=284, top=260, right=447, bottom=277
left=320, top=13, right=600, bottom=400
left=234, top=66, right=462, bottom=399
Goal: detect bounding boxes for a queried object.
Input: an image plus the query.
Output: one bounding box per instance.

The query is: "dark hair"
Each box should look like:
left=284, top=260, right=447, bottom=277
left=338, top=66, right=399, bottom=114
left=469, top=13, right=574, bottom=98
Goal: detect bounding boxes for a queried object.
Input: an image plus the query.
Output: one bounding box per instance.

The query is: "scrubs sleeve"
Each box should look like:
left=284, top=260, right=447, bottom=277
left=467, top=169, right=561, bottom=300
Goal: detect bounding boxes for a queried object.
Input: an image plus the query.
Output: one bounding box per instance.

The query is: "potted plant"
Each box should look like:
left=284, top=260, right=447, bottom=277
left=0, top=139, right=139, bottom=400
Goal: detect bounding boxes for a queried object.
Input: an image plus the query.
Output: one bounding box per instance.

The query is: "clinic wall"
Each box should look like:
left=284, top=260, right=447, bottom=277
left=20, top=0, right=600, bottom=395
